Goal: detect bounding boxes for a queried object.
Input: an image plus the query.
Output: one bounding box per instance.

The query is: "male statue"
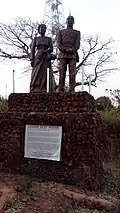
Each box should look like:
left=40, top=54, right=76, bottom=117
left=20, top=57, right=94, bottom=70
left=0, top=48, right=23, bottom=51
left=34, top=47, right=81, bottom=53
left=57, top=15, right=81, bottom=92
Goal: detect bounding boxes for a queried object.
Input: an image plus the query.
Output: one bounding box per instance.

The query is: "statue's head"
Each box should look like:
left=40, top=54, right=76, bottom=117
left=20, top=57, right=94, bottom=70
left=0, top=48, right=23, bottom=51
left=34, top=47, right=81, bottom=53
left=38, top=24, right=47, bottom=35
left=66, top=15, right=75, bottom=27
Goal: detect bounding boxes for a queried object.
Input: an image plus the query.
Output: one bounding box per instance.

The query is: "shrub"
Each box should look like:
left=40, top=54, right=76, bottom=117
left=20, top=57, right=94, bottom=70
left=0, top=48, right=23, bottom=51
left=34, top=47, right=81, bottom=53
left=0, top=97, right=8, bottom=112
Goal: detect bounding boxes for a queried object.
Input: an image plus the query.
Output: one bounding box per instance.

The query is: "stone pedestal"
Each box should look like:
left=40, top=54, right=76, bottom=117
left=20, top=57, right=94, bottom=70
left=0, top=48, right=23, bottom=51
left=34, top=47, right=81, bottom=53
left=0, top=92, right=105, bottom=190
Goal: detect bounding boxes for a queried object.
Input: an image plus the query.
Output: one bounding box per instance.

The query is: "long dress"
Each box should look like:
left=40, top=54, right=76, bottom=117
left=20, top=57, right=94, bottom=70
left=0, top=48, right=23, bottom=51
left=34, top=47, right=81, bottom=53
left=30, top=36, right=53, bottom=92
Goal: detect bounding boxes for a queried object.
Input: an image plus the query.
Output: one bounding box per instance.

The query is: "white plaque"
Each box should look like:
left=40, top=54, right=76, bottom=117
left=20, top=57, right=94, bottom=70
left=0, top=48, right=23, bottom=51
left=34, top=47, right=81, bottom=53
left=24, top=125, right=62, bottom=161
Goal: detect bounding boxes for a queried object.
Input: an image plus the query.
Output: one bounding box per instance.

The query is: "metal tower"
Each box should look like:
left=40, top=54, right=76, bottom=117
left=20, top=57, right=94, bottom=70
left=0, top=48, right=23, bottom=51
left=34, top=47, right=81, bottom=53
left=43, top=0, right=65, bottom=49
left=43, top=0, right=65, bottom=91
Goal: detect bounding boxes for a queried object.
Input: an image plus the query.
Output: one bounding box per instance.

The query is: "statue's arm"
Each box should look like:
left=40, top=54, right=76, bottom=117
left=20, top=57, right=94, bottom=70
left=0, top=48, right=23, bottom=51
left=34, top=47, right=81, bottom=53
left=72, top=31, right=81, bottom=53
left=30, top=37, right=36, bottom=61
left=57, top=30, right=65, bottom=52
left=48, top=38, right=53, bottom=53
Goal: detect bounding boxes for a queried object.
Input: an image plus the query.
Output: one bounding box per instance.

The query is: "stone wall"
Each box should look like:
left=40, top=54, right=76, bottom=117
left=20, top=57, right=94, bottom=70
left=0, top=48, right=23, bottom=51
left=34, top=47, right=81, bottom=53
left=8, top=91, right=96, bottom=113
left=0, top=92, right=105, bottom=190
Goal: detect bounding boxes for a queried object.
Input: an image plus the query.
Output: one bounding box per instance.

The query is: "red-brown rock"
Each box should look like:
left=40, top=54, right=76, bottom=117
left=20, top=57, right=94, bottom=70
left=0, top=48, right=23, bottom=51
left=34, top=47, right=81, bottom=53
left=0, top=92, right=105, bottom=190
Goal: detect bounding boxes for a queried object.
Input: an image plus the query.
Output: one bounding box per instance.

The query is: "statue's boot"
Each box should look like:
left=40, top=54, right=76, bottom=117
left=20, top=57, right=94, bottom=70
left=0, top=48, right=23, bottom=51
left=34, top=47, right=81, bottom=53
left=69, top=74, right=76, bottom=92
left=58, top=75, right=65, bottom=92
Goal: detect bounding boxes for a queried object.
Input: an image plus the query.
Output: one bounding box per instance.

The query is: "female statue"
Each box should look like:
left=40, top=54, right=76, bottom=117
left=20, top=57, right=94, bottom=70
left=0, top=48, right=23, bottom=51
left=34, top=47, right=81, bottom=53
left=30, top=24, right=53, bottom=92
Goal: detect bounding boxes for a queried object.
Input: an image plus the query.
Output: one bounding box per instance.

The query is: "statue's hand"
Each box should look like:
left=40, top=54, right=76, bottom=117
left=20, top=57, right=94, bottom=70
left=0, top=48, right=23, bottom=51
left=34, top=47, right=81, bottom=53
left=31, top=60, right=34, bottom=67
left=43, top=49, right=47, bottom=53
left=66, top=48, right=73, bottom=54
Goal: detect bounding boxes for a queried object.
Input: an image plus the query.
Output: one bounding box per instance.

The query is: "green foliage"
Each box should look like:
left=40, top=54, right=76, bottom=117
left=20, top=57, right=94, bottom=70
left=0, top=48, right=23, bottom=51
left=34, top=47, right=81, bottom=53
left=0, top=96, right=8, bottom=112
left=100, top=109, right=120, bottom=122
left=96, top=96, right=114, bottom=111
left=103, top=162, right=120, bottom=212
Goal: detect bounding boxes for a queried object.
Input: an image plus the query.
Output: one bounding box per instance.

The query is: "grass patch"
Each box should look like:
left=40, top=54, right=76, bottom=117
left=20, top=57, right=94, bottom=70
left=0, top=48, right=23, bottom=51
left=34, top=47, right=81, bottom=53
left=3, top=198, right=17, bottom=211
left=104, top=162, right=120, bottom=198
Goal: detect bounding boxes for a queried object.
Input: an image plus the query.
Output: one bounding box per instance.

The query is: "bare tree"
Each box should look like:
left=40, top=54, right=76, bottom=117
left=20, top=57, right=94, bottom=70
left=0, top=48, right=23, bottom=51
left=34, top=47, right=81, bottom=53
left=0, top=17, right=119, bottom=88
left=0, top=17, right=39, bottom=60
left=76, top=35, right=119, bottom=87
left=108, top=89, right=120, bottom=107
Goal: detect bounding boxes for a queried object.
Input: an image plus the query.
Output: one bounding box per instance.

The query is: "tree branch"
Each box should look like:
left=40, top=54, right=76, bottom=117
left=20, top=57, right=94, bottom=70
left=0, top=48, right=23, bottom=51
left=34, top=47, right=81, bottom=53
left=0, top=17, right=118, bottom=89
left=0, top=49, right=28, bottom=59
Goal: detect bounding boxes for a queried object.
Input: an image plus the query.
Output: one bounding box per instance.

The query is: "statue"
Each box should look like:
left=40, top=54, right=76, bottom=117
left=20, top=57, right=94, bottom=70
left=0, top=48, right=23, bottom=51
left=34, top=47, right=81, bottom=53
left=57, top=16, right=81, bottom=92
left=30, top=24, right=54, bottom=92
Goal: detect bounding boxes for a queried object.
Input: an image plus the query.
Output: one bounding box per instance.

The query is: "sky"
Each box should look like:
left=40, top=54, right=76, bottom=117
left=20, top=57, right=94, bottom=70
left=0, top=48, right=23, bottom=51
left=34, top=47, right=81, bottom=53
left=0, top=0, right=120, bottom=98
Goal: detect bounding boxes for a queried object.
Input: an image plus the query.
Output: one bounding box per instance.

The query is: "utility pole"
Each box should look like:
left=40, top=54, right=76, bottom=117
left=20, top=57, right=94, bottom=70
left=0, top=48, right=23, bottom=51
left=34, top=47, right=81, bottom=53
left=5, top=84, right=7, bottom=99
left=81, top=66, right=84, bottom=91
left=88, top=74, right=94, bottom=94
left=13, top=69, right=15, bottom=93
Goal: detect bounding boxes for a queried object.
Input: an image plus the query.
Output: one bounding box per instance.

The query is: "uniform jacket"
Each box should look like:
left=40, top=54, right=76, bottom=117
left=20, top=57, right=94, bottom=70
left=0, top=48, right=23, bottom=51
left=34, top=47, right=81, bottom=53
left=57, top=28, right=81, bottom=60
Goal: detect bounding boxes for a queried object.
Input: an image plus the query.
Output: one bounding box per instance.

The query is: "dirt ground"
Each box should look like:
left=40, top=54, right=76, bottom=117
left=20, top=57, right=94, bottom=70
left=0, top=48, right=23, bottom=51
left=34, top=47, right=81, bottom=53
left=0, top=165, right=119, bottom=213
